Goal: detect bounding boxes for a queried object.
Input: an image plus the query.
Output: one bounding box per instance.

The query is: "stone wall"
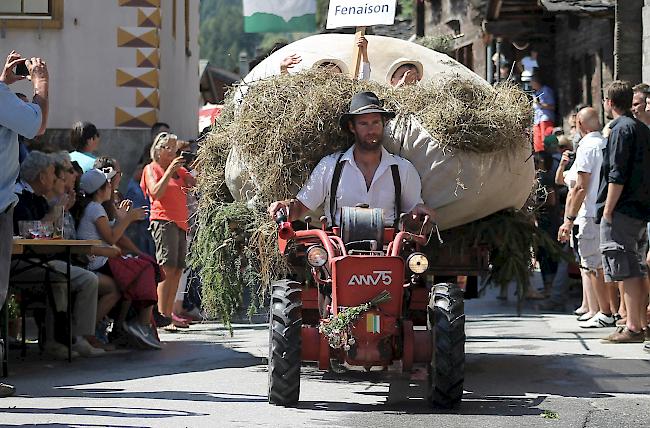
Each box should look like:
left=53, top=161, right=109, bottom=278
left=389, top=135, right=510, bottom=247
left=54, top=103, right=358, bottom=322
left=643, top=0, right=650, bottom=83
left=423, top=0, right=487, bottom=79
left=551, top=15, right=615, bottom=128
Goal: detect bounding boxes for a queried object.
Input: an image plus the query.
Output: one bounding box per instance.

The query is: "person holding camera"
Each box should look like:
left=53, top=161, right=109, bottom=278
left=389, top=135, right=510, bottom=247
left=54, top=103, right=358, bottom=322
left=142, top=132, right=196, bottom=329
left=0, top=50, right=49, bottom=397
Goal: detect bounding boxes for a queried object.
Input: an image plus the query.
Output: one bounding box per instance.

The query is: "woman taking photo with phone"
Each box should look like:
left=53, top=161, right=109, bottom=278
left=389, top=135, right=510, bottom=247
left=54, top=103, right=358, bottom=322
left=143, top=132, right=196, bottom=329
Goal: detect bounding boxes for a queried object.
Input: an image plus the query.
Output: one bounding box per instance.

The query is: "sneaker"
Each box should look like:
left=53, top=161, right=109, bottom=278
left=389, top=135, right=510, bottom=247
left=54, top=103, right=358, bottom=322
left=95, top=317, right=111, bottom=344
left=153, top=311, right=172, bottom=328
left=577, top=312, right=595, bottom=322
left=86, top=335, right=115, bottom=352
left=44, top=342, right=79, bottom=360
left=72, top=337, right=106, bottom=357
left=644, top=342, right=650, bottom=353
left=613, top=313, right=623, bottom=321
left=0, top=382, right=15, bottom=398
left=181, top=306, right=207, bottom=322
left=123, top=321, right=162, bottom=349
left=574, top=307, right=588, bottom=316
left=601, top=326, right=645, bottom=343
left=579, top=312, right=616, bottom=328
left=134, top=324, right=162, bottom=350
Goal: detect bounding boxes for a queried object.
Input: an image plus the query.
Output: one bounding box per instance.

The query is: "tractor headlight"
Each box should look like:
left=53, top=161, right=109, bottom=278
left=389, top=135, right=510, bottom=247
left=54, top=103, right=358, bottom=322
left=306, top=246, right=328, bottom=267
left=407, top=252, right=429, bottom=274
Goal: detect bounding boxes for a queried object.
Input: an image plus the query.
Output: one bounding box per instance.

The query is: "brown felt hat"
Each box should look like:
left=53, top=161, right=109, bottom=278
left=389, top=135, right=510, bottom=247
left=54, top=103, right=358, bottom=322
left=339, top=91, right=395, bottom=130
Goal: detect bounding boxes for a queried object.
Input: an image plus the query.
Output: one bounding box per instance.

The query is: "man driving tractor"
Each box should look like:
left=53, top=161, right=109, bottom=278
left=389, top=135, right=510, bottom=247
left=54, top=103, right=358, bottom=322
left=267, top=91, right=436, bottom=226
left=265, top=91, right=465, bottom=410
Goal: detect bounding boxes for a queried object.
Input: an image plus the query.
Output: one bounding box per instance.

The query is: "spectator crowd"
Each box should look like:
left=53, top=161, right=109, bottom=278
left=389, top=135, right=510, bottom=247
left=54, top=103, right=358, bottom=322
left=3, top=40, right=650, bottom=401
left=0, top=51, right=204, bottom=397
left=532, top=79, right=650, bottom=352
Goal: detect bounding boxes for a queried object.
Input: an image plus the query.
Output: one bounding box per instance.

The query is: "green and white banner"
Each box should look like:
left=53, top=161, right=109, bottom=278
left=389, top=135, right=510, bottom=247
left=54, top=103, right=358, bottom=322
left=243, top=0, right=316, bottom=33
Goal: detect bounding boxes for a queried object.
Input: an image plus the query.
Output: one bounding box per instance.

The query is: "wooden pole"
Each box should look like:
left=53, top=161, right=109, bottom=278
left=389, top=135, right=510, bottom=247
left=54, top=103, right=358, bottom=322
left=350, top=26, right=366, bottom=79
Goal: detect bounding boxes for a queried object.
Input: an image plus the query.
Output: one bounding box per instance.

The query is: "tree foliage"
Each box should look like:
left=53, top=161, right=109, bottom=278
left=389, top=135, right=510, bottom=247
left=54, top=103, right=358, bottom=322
left=200, top=0, right=415, bottom=72
left=200, top=0, right=262, bottom=72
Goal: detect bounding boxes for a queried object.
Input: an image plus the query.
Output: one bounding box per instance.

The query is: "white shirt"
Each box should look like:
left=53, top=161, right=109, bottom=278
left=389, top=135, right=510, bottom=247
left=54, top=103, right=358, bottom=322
left=77, top=201, right=110, bottom=270
left=297, top=145, right=423, bottom=227
left=521, top=56, right=538, bottom=73
left=573, top=131, right=606, bottom=219
left=359, top=62, right=371, bottom=81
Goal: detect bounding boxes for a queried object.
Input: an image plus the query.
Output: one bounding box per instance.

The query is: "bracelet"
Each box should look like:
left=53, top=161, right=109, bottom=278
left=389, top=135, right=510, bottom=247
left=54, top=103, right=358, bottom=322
left=566, top=215, right=577, bottom=221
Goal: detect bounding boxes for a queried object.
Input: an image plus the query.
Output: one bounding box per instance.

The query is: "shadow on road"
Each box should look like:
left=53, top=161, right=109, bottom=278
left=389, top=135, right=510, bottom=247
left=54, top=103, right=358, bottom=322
left=288, top=350, right=650, bottom=416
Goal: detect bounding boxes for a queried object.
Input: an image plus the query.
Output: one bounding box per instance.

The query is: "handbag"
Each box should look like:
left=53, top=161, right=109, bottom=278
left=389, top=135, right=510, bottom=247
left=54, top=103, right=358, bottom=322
left=107, top=255, right=158, bottom=303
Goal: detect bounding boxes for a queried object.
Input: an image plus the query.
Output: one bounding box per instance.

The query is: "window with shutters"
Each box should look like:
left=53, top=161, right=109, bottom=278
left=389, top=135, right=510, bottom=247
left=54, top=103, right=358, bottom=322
left=0, top=0, right=63, bottom=29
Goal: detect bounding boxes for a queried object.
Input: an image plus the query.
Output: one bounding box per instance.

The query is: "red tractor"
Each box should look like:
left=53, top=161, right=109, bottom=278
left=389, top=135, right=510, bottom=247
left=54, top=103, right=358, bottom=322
left=267, top=206, right=466, bottom=409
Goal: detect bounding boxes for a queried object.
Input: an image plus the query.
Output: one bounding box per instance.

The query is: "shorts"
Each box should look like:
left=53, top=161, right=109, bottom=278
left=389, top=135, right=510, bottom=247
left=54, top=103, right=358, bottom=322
left=599, top=211, right=649, bottom=282
left=150, top=220, right=187, bottom=269
left=576, top=217, right=602, bottom=272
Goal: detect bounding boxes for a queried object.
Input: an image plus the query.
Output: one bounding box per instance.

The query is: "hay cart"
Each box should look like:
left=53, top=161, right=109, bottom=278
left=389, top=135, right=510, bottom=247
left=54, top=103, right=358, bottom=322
left=267, top=207, right=484, bottom=409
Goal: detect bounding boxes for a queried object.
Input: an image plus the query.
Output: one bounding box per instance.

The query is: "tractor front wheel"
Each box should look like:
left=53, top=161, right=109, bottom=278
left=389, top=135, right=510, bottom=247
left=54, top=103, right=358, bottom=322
left=268, top=280, right=302, bottom=406
left=427, top=282, right=465, bottom=409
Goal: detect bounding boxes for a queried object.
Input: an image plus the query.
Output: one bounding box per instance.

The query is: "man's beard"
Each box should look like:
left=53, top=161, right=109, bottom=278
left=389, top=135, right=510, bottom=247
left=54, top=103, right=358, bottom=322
left=355, top=137, right=382, bottom=152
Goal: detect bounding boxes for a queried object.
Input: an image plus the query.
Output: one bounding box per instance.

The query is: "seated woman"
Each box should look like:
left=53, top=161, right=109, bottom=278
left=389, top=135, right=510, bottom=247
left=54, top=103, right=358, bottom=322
left=50, top=152, right=121, bottom=350
left=75, top=168, right=161, bottom=350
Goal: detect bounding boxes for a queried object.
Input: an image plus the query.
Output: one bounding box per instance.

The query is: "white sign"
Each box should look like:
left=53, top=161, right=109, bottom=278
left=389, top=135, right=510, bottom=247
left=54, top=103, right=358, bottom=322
left=326, top=0, right=397, bottom=29
left=348, top=271, right=393, bottom=286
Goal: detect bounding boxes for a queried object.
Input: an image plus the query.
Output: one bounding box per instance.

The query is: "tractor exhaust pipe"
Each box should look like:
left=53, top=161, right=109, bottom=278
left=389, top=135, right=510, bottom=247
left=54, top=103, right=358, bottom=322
left=276, top=210, right=296, bottom=240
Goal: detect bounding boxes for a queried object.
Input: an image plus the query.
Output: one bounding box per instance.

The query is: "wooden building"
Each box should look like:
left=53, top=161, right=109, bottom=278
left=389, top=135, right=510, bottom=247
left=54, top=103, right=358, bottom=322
left=414, top=1, right=650, bottom=128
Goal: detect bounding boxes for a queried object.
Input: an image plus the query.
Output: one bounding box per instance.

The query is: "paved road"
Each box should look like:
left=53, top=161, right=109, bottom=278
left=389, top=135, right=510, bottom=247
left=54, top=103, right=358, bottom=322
left=2, top=289, right=650, bottom=427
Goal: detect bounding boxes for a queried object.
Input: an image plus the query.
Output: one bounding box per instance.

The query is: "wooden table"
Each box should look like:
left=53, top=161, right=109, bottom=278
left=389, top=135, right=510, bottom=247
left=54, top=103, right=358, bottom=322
left=1, top=239, right=100, bottom=377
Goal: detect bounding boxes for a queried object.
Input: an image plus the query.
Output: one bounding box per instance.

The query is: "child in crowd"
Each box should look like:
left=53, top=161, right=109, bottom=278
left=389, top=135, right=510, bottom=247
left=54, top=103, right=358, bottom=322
left=76, top=168, right=161, bottom=349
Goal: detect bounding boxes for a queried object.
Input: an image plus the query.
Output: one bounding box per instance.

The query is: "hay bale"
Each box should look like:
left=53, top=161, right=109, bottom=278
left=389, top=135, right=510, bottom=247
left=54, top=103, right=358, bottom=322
left=210, top=70, right=534, bottom=229
left=192, top=39, right=536, bottom=325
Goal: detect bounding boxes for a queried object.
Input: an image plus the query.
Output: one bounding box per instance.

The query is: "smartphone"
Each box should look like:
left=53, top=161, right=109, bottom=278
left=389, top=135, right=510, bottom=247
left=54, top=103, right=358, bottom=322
left=14, top=61, right=29, bottom=77
left=180, top=151, right=196, bottom=163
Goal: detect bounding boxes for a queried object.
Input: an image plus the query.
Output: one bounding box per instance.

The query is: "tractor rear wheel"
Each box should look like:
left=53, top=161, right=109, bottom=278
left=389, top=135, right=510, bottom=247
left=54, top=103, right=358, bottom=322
left=427, top=282, right=465, bottom=409
left=268, top=280, right=302, bottom=406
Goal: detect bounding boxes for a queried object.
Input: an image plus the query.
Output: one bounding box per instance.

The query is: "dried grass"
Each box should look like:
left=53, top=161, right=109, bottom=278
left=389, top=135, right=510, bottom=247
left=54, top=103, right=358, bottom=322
left=198, top=69, right=531, bottom=206
left=191, top=70, right=533, bottom=325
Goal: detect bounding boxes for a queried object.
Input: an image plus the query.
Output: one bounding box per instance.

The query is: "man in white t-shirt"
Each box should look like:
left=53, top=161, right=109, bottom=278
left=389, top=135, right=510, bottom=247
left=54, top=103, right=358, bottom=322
left=520, top=49, right=539, bottom=73
left=268, top=91, right=435, bottom=227
left=557, top=107, right=614, bottom=328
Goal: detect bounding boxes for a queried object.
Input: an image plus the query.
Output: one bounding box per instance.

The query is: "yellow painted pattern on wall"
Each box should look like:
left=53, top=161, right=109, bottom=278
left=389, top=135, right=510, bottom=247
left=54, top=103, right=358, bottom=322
left=117, top=27, right=159, bottom=48
left=117, top=0, right=161, bottom=127
left=135, top=48, right=160, bottom=68
left=137, top=8, right=161, bottom=28
left=119, top=0, right=160, bottom=7
left=116, top=67, right=159, bottom=88
left=115, top=107, right=158, bottom=128
left=135, top=88, right=160, bottom=108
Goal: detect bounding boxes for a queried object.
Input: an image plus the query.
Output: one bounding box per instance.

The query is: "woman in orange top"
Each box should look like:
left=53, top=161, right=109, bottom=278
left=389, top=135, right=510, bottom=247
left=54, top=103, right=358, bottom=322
left=143, top=132, right=196, bottom=328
